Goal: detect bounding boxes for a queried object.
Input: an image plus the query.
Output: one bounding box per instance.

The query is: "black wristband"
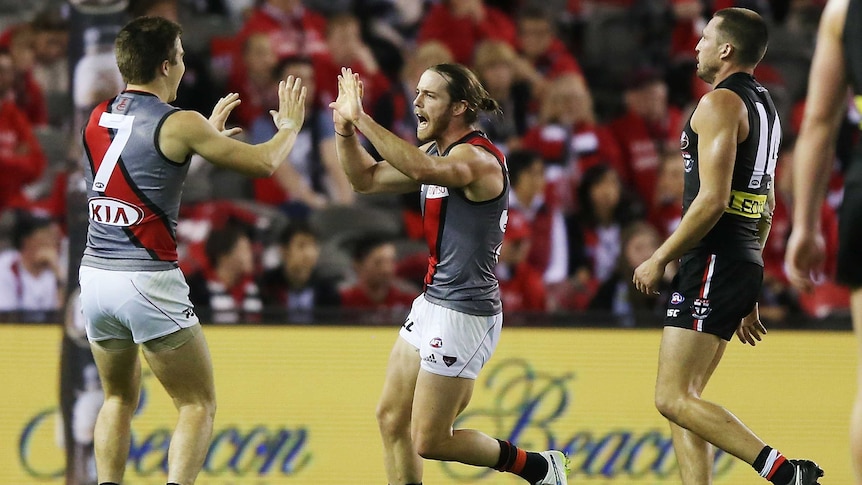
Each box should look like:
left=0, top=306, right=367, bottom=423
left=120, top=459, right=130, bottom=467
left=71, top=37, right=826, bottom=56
left=335, top=130, right=355, bottom=137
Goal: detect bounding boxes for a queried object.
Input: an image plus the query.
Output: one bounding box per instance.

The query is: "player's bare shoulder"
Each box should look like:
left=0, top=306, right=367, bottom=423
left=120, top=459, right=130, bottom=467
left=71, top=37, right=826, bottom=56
left=691, top=88, right=747, bottom=134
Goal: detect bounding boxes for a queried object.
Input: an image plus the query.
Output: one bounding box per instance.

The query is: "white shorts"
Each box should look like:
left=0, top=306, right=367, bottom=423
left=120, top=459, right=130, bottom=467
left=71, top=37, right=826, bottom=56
left=79, top=266, right=199, bottom=344
left=399, top=294, right=502, bottom=379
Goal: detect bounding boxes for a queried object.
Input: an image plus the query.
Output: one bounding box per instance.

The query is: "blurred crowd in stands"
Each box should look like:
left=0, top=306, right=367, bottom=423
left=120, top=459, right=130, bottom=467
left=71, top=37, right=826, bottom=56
left=0, top=0, right=852, bottom=327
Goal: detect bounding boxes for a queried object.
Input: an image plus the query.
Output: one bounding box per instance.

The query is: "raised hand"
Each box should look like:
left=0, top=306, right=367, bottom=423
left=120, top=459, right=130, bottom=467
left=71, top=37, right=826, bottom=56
left=209, top=93, right=242, bottom=137
left=270, top=75, right=307, bottom=133
left=329, top=67, right=365, bottom=126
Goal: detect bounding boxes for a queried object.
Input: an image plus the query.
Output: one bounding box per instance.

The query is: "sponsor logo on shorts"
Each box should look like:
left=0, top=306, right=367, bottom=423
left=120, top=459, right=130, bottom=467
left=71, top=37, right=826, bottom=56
left=691, top=298, right=712, bottom=320
left=666, top=308, right=680, bottom=318
left=670, top=292, right=685, bottom=305
left=430, top=337, right=442, bottom=348
left=423, top=354, right=436, bottom=364
left=442, top=356, right=457, bottom=367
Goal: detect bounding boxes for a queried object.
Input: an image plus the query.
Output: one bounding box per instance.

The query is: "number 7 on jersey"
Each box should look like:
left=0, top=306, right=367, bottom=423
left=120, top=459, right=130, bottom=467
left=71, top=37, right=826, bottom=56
left=92, top=112, right=135, bottom=191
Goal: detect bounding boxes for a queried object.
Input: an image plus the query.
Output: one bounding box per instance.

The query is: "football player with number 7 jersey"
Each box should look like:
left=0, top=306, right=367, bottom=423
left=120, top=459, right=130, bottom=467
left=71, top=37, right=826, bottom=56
left=78, top=16, right=306, bottom=485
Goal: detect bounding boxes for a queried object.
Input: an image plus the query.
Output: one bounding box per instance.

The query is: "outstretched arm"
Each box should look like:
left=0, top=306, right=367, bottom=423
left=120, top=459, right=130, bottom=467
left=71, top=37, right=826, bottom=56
left=161, top=76, right=307, bottom=177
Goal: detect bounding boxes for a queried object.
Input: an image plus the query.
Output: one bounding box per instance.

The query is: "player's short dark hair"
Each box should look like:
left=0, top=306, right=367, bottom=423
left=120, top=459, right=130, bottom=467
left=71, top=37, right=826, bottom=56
left=506, top=149, right=543, bottom=186
left=115, top=16, right=182, bottom=84
left=278, top=220, right=318, bottom=247
left=713, top=7, right=768, bottom=67
left=428, top=63, right=501, bottom=124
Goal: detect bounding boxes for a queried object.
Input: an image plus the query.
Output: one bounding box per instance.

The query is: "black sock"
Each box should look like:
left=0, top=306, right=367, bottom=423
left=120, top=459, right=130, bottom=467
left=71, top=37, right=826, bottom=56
left=752, top=446, right=795, bottom=484
left=167, top=482, right=181, bottom=485
left=493, top=439, right=547, bottom=483
left=99, top=482, right=119, bottom=485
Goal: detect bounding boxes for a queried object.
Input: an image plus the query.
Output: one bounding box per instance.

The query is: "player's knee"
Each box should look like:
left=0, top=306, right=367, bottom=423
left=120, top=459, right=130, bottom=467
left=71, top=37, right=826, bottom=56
left=412, top=431, right=445, bottom=460
left=375, top=402, right=407, bottom=437
left=654, top=391, right=685, bottom=422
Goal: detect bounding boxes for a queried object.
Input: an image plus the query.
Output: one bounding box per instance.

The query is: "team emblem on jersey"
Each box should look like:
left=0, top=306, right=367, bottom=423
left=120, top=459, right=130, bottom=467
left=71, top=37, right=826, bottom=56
left=670, top=292, right=685, bottom=305
left=88, top=197, right=144, bottom=226
left=430, top=337, right=443, bottom=348
left=691, top=298, right=712, bottom=320
left=682, top=152, right=694, bottom=173
left=426, top=185, right=449, bottom=199
left=680, top=132, right=689, bottom=150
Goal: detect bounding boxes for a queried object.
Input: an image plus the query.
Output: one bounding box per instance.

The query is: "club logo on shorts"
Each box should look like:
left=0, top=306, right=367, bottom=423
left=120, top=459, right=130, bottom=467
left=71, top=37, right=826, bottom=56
left=691, top=298, right=712, bottom=320
left=670, top=292, right=685, bottom=305
left=430, top=337, right=443, bottom=348
left=442, top=356, right=457, bottom=367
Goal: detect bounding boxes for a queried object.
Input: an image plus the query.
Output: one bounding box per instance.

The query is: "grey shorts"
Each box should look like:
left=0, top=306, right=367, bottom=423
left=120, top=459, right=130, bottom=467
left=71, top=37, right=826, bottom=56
left=79, top=266, right=199, bottom=344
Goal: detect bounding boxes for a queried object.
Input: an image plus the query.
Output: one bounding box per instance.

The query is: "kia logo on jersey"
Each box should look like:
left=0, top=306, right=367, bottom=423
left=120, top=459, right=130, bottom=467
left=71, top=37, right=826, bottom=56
left=88, top=197, right=144, bottom=226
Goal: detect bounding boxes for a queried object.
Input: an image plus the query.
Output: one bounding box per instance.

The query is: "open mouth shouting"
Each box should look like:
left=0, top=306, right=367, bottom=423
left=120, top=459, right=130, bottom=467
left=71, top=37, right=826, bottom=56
left=416, top=112, right=429, bottom=130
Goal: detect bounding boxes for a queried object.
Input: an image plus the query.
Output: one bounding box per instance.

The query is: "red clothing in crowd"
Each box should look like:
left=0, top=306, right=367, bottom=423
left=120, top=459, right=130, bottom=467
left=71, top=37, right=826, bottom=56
left=522, top=38, right=582, bottom=79
left=648, top=201, right=682, bottom=239
left=607, top=106, right=683, bottom=205
left=0, top=99, right=46, bottom=212
left=339, top=284, right=416, bottom=310
left=764, top=194, right=839, bottom=284
left=14, top=71, right=47, bottom=127
left=313, top=56, right=391, bottom=110
left=499, top=262, right=547, bottom=312
left=521, top=122, right=625, bottom=211
left=235, top=3, right=327, bottom=60
left=417, top=3, right=518, bottom=65
left=229, top=3, right=327, bottom=125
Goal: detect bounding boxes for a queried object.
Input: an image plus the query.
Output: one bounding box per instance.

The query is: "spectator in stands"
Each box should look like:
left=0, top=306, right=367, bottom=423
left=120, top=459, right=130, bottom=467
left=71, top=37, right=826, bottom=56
left=589, top=221, right=669, bottom=326
left=249, top=55, right=354, bottom=216
left=340, top=234, right=417, bottom=311
left=258, top=221, right=340, bottom=322
left=521, top=73, right=624, bottom=213
left=607, top=66, right=683, bottom=206
left=230, top=32, right=278, bottom=127
left=417, top=0, right=518, bottom=65
left=568, top=163, right=641, bottom=286
left=314, top=13, right=392, bottom=120
left=473, top=40, right=531, bottom=153
left=506, top=149, right=569, bottom=285
left=187, top=222, right=263, bottom=324
left=5, top=25, right=47, bottom=126
left=0, top=210, right=63, bottom=318
left=515, top=6, right=582, bottom=98
left=496, top=209, right=547, bottom=312
left=648, top=151, right=685, bottom=238
left=0, top=48, right=46, bottom=215
left=231, top=0, right=327, bottom=90
left=29, top=7, right=69, bottom=100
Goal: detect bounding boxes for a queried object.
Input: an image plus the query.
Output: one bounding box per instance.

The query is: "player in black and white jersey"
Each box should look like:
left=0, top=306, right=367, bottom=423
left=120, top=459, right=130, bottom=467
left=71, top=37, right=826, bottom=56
left=633, top=8, right=823, bottom=485
left=331, top=64, right=567, bottom=485
left=79, top=16, right=307, bottom=485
